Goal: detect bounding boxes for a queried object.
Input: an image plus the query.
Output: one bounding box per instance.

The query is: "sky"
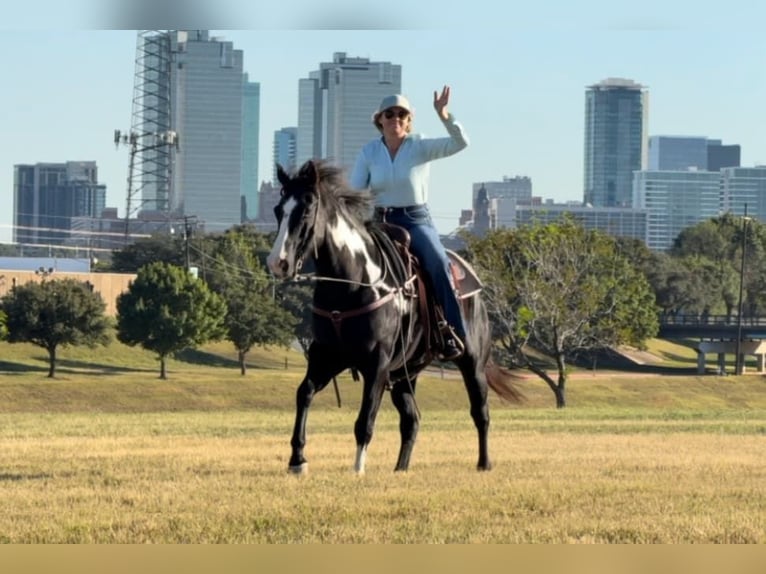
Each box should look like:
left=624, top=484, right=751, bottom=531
left=1, top=2, right=764, bottom=242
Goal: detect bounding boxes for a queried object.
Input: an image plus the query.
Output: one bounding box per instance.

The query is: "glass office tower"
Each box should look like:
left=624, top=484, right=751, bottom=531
left=583, top=78, right=647, bottom=208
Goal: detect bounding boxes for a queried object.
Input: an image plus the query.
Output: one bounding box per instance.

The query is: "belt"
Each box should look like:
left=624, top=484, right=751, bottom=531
left=374, top=205, right=424, bottom=217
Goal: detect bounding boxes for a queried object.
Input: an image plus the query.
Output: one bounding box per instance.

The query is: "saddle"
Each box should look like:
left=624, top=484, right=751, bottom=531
left=368, top=222, right=483, bottom=362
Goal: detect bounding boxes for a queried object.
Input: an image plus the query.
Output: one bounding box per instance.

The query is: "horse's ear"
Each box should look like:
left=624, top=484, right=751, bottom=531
left=302, top=160, right=319, bottom=186
left=276, top=164, right=290, bottom=187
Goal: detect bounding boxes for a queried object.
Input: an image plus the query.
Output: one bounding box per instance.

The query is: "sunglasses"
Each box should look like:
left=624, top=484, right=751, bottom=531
left=383, top=109, right=409, bottom=120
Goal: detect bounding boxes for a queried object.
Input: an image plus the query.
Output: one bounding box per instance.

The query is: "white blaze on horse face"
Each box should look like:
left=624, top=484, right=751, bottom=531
left=327, top=217, right=382, bottom=283
left=267, top=197, right=297, bottom=277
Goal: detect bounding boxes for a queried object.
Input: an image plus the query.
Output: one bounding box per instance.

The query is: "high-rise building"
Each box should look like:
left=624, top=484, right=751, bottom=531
left=583, top=78, right=648, bottom=208
left=168, top=30, right=245, bottom=232
left=273, top=127, right=298, bottom=184
left=633, top=169, right=721, bottom=251
left=128, top=30, right=253, bottom=234
left=241, top=74, right=260, bottom=221
left=13, top=162, right=106, bottom=246
left=297, top=52, right=401, bottom=172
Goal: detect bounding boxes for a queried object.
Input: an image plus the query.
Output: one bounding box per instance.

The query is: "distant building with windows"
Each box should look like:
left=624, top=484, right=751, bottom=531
left=13, top=161, right=106, bottom=247
left=721, top=166, right=766, bottom=219
left=633, top=169, right=721, bottom=251
left=514, top=203, right=647, bottom=242
left=169, top=30, right=247, bottom=232
left=648, top=136, right=741, bottom=172
left=583, top=78, right=648, bottom=208
left=297, top=52, right=401, bottom=172
left=707, top=141, right=742, bottom=172
left=241, top=74, right=261, bottom=221
left=273, top=127, right=298, bottom=183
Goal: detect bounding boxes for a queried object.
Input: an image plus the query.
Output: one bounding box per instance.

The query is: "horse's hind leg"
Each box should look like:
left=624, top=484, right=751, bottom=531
left=390, top=377, right=419, bottom=472
left=289, top=343, right=346, bottom=474
left=457, top=352, right=492, bottom=471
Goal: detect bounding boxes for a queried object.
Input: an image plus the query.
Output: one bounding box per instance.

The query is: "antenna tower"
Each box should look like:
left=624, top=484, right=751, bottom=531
left=115, top=30, right=178, bottom=243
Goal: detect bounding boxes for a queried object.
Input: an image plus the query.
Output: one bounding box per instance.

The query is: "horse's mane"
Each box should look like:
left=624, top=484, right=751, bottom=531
left=301, top=160, right=372, bottom=223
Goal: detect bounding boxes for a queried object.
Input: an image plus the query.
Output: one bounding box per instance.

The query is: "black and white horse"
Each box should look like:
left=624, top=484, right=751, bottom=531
left=267, top=159, right=522, bottom=474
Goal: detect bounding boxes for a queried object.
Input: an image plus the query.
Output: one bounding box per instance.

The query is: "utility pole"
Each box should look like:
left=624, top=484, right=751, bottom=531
left=182, top=215, right=198, bottom=273
left=735, top=203, right=749, bottom=375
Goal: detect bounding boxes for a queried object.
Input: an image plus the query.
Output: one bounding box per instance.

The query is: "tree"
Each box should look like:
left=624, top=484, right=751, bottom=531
left=468, top=219, right=659, bottom=408
left=109, top=235, right=185, bottom=273
left=1, top=278, right=110, bottom=377
left=116, top=262, right=226, bottom=379
left=277, top=282, right=314, bottom=357
left=0, top=309, right=8, bottom=341
left=203, top=228, right=296, bottom=375
left=224, top=283, right=297, bottom=374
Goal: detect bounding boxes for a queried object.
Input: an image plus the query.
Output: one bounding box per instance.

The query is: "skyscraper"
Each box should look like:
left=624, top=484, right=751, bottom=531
left=169, top=30, right=245, bottom=232
left=273, top=127, right=297, bottom=184
left=13, top=162, right=106, bottom=246
left=128, top=30, right=253, bottom=234
left=583, top=78, right=648, bottom=208
left=241, top=74, right=261, bottom=221
left=297, top=52, right=402, bottom=173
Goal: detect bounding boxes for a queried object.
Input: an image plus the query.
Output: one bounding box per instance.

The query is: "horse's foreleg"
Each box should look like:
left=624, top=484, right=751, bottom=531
left=288, top=375, right=316, bottom=474
left=457, top=353, right=492, bottom=471
left=353, top=363, right=389, bottom=475
left=289, top=347, right=345, bottom=475
left=391, top=377, right=419, bottom=472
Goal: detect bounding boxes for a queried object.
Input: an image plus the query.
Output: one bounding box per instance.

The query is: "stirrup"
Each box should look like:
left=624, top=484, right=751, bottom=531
left=437, top=333, right=464, bottom=361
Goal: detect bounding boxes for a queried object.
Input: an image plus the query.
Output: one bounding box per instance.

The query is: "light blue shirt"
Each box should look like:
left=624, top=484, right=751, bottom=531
left=348, top=114, right=469, bottom=207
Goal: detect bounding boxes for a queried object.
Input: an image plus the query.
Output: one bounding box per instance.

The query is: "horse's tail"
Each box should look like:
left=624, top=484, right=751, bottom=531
left=484, top=360, right=526, bottom=404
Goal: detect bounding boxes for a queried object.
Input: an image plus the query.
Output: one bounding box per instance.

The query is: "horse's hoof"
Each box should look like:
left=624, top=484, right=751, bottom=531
left=288, top=462, right=308, bottom=475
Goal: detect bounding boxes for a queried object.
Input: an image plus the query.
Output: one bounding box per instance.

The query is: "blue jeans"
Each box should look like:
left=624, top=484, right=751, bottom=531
left=376, top=205, right=467, bottom=340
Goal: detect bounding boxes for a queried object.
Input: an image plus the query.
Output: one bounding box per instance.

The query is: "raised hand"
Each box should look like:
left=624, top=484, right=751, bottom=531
left=433, top=85, right=451, bottom=121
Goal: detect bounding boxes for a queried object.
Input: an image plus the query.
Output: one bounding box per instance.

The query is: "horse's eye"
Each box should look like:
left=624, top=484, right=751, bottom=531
left=279, top=187, right=286, bottom=197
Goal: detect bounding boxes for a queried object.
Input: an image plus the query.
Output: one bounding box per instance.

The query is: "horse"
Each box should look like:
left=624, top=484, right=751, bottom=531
left=267, top=159, right=523, bottom=474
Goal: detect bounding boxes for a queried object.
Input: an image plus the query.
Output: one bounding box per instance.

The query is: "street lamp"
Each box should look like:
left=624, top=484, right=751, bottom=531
left=735, top=204, right=750, bottom=375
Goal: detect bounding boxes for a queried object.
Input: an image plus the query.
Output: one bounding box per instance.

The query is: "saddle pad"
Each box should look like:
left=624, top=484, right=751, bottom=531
left=446, top=249, right=483, bottom=299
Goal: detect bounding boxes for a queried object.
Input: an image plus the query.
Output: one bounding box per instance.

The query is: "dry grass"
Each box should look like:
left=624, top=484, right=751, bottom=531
left=0, top=408, right=764, bottom=543
left=0, top=337, right=765, bottom=543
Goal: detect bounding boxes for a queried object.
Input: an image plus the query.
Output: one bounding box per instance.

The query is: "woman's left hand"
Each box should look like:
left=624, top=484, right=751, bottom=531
left=433, top=85, right=450, bottom=121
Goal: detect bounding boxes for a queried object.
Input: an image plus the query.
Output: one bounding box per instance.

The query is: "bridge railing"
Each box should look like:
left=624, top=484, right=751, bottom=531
left=660, top=314, right=766, bottom=327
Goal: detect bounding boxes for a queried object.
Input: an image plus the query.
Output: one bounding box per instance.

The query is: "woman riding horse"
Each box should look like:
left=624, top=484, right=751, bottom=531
left=267, top=159, right=522, bottom=475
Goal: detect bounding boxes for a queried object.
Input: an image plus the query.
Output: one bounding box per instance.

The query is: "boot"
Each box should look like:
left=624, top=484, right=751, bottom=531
left=439, top=335, right=464, bottom=361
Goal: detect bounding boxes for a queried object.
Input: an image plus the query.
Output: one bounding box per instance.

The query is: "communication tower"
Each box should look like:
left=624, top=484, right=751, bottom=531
left=115, top=30, right=179, bottom=242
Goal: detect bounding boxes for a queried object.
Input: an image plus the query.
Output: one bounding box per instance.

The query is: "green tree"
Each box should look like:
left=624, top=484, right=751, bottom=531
left=0, top=309, right=8, bottom=341
left=203, top=227, right=296, bottom=375
left=277, top=282, right=314, bottom=357
left=670, top=214, right=766, bottom=319
left=110, top=235, right=185, bottom=273
left=116, top=262, right=226, bottom=379
left=1, top=278, right=110, bottom=377
left=468, top=220, right=659, bottom=408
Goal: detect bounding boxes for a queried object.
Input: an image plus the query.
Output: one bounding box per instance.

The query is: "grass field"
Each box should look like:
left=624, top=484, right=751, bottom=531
left=0, top=337, right=764, bottom=543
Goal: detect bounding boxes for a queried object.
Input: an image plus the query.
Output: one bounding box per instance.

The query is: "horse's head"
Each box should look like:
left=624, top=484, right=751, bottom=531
left=267, top=160, right=322, bottom=279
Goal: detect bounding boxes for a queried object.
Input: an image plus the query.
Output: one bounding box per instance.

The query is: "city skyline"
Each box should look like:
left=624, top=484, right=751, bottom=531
left=2, top=23, right=764, bottom=242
